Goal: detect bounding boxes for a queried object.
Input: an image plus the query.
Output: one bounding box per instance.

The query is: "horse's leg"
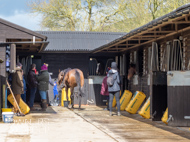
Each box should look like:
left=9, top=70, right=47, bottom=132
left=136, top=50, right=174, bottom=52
left=79, top=93, right=82, bottom=109
left=70, top=87, right=74, bottom=108
left=78, top=85, right=84, bottom=109
left=65, top=87, right=69, bottom=108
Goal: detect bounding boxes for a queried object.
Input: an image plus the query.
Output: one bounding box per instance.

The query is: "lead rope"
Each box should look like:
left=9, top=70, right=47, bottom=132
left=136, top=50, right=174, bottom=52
left=6, top=80, right=22, bottom=114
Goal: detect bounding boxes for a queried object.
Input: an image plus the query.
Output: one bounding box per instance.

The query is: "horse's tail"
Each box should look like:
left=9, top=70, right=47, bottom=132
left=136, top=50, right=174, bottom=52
left=75, top=70, right=85, bottom=97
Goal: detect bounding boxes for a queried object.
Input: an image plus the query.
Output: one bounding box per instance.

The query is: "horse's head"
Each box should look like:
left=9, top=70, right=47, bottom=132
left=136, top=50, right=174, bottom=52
left=57, top=70, right=64, bottom=86
left=96, top=63, right=100, bottom=75
left=128, top=63, right=136, bottom=80
left=57, top=68, right=72, bottom=88
left=96, top=62, right=104, bottom=75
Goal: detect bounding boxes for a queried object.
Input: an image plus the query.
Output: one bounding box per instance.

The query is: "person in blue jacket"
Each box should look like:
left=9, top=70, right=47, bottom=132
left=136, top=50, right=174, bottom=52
left=107, top=62, right=121, bottom=116
left=21, top=70, right=27, bottom=103
left=53, top=81, right=59, bottom=100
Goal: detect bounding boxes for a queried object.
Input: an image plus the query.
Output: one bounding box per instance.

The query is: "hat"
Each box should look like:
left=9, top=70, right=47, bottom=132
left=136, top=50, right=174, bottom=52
left=16, top=62, right=22, bottom=67
left=111, top=62, right=117, bottom=70
left=41, top=64, right=48, bottom=71
left=44, top=63, right=49, bottom=67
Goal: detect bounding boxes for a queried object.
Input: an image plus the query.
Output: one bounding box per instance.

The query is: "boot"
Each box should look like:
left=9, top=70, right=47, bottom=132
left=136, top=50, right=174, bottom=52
left=109, top=111, right=112, bottom=116
left=41, top=99, right=47, bottom=111
left=117, top=112, right=121, bottom=116
left=30, top=107, right=37, bottom=111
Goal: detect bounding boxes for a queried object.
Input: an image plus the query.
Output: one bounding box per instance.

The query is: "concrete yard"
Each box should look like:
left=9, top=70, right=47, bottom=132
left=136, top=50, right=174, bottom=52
left=0, top=105, right=190, bottom=142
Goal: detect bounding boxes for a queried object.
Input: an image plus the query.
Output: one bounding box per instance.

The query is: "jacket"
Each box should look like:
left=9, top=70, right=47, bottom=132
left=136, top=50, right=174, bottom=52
left=100, top=76, right=109, bottom=96
left=12, top=68, right=24, bottom=94
left=36, top=70, right=49, bottom=91
left=27, top=70, right=38, bottom=88
left=107, top=69, right=120, bottom=92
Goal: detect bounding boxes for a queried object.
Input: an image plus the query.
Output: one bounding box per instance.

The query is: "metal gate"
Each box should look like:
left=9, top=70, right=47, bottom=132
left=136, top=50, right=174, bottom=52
left=167, top=71, right=190, bottom=126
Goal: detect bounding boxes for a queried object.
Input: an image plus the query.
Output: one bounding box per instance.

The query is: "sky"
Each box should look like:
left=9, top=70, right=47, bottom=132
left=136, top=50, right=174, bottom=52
left=0, top=0, right=42, bottom=31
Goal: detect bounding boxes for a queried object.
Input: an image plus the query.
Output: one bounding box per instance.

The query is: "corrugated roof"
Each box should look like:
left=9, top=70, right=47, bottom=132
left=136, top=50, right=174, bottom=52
left=92, top=3, right=190, bottom=53
left=36, top=31, right=126, bottom=52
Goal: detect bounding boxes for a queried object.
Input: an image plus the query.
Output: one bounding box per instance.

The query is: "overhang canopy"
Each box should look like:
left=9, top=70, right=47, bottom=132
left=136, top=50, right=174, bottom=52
left=92, top=4, right=190, bottom=53
left=0, top=17, right=48, bottom=53
left=0, top=41, right=49, bottom=53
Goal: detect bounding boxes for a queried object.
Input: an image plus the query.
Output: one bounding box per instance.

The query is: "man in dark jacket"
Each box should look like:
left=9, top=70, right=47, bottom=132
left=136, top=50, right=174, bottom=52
left=36, top=64, right=49, bottom=111
left=27, top=64, right=38, bottom=110
left=107, top=62, right=121, bottom=116
left=12, top=62, right=25, bottom=116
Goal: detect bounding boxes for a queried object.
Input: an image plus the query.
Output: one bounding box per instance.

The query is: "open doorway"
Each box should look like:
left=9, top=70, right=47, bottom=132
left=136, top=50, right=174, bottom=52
left=18, top=55, right=42, bottom=103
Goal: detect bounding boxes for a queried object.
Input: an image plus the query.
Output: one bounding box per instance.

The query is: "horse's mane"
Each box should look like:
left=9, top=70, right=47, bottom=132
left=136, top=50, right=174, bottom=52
left=63, top=68, right=72, bottom=75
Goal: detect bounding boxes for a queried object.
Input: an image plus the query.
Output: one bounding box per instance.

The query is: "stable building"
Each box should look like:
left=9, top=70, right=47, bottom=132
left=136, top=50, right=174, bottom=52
left=0, top=18, right=48, bottom=117
left=93, top=4, right=190, bottom=126
left=36, top=31, right=126, bottom=105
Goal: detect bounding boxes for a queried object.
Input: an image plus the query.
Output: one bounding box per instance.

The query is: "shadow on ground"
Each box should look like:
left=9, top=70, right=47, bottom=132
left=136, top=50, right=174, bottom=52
left=82, top=105, right=190, bottom=140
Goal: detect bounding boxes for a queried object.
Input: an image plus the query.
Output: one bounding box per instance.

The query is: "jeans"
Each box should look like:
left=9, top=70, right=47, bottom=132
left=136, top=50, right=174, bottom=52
left=29, top=87, right=37, bottom=108
left=106, top=96, right=109, bottom=110
left=109, top=91, right=120, bottom=112
left=39, top=90, right=47, bottom=100
left=21, top=93, right=26, bottom=103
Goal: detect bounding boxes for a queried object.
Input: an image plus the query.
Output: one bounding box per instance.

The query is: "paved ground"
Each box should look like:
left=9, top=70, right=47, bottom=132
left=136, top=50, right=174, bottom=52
left=0, top=105, right=190, bottom=142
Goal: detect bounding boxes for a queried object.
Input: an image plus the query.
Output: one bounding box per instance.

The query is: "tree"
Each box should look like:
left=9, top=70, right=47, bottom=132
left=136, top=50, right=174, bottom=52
left=28, top=0, right=190, bottom=32
left=28, top=0, right=109, bottom=31
left=28, top=0, right=82, bottom=31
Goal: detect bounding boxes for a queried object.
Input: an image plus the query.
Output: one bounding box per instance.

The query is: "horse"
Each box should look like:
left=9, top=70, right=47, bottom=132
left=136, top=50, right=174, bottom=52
left=96, top=62, right=104, bottom=75
left=57, top=68, right=85, bottom=109
left=128, top=63, right=136, bottom=80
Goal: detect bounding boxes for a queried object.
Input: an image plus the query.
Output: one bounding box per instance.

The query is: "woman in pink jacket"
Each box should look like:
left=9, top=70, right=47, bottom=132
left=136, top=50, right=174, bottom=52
left=100, top=67, right=110, bottom=110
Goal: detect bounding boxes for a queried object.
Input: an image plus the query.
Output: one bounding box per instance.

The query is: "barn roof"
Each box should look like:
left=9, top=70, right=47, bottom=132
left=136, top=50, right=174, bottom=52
left=0, top=18, right=47, bottom=40
left=92, top=3, right=190, bottom=53
left=36, top=31, right=126, bottom=53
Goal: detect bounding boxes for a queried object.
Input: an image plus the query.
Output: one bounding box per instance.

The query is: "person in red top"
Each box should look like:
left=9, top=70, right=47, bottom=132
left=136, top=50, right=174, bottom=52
left=100, top=67, right=111, bottom=111
left=34, top=69, right=37, bottom=74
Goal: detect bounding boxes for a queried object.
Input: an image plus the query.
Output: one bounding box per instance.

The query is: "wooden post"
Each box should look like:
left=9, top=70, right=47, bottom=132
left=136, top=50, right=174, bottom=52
left=10, top=44, right=16, bottom=72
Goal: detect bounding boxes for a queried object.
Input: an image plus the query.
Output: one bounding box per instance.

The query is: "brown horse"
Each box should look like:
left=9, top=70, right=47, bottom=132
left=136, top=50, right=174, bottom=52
left=128, top=63, right=136, bottom=80
left=57, top=68, right=85, bottom=108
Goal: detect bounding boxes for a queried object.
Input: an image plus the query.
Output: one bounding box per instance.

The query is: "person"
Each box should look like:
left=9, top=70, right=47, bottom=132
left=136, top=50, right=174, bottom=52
left=49, top=80, right=59, bottom=106
left=53, top=80, right=59, bottom=100
left=11, top=62, right=25, bottom=116
left=27, top=64, right=38, bottom=111
left=100, top=67, right=111, bottom=111
left=107, top=62, right=121, bottom=116
left=36, top=64, right=49, bottom=111
left=21, top=70, right=27, bottom=103
left=43, top=63, right=54, bottom=106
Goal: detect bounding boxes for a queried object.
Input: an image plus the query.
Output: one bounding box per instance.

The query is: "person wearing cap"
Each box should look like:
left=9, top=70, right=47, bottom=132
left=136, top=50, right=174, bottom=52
left=36, top=64, right=49, bottom=111
left=12, top=62, right=25, bottom=116
left=107, top=62, right=121, bottom=116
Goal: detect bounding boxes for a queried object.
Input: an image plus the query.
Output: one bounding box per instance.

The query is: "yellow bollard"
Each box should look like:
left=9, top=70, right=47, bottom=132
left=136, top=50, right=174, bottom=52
left=7, top=94, right=30, bottom=114
left=139, top=97, right=150, bottom=119
left=119, top=90, right=132, bottom=111
left=61, top=88, right=71, bottom=106
left=125, top=91, right=146, bottom=114
left=161, top=108, right=168, bottom=125
left=112, top=91, right=121, bottom=107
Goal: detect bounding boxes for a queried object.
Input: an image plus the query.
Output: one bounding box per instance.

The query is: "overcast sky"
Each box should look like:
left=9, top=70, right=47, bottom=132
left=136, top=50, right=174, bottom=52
left=0, top=0, right=42, bottom=31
